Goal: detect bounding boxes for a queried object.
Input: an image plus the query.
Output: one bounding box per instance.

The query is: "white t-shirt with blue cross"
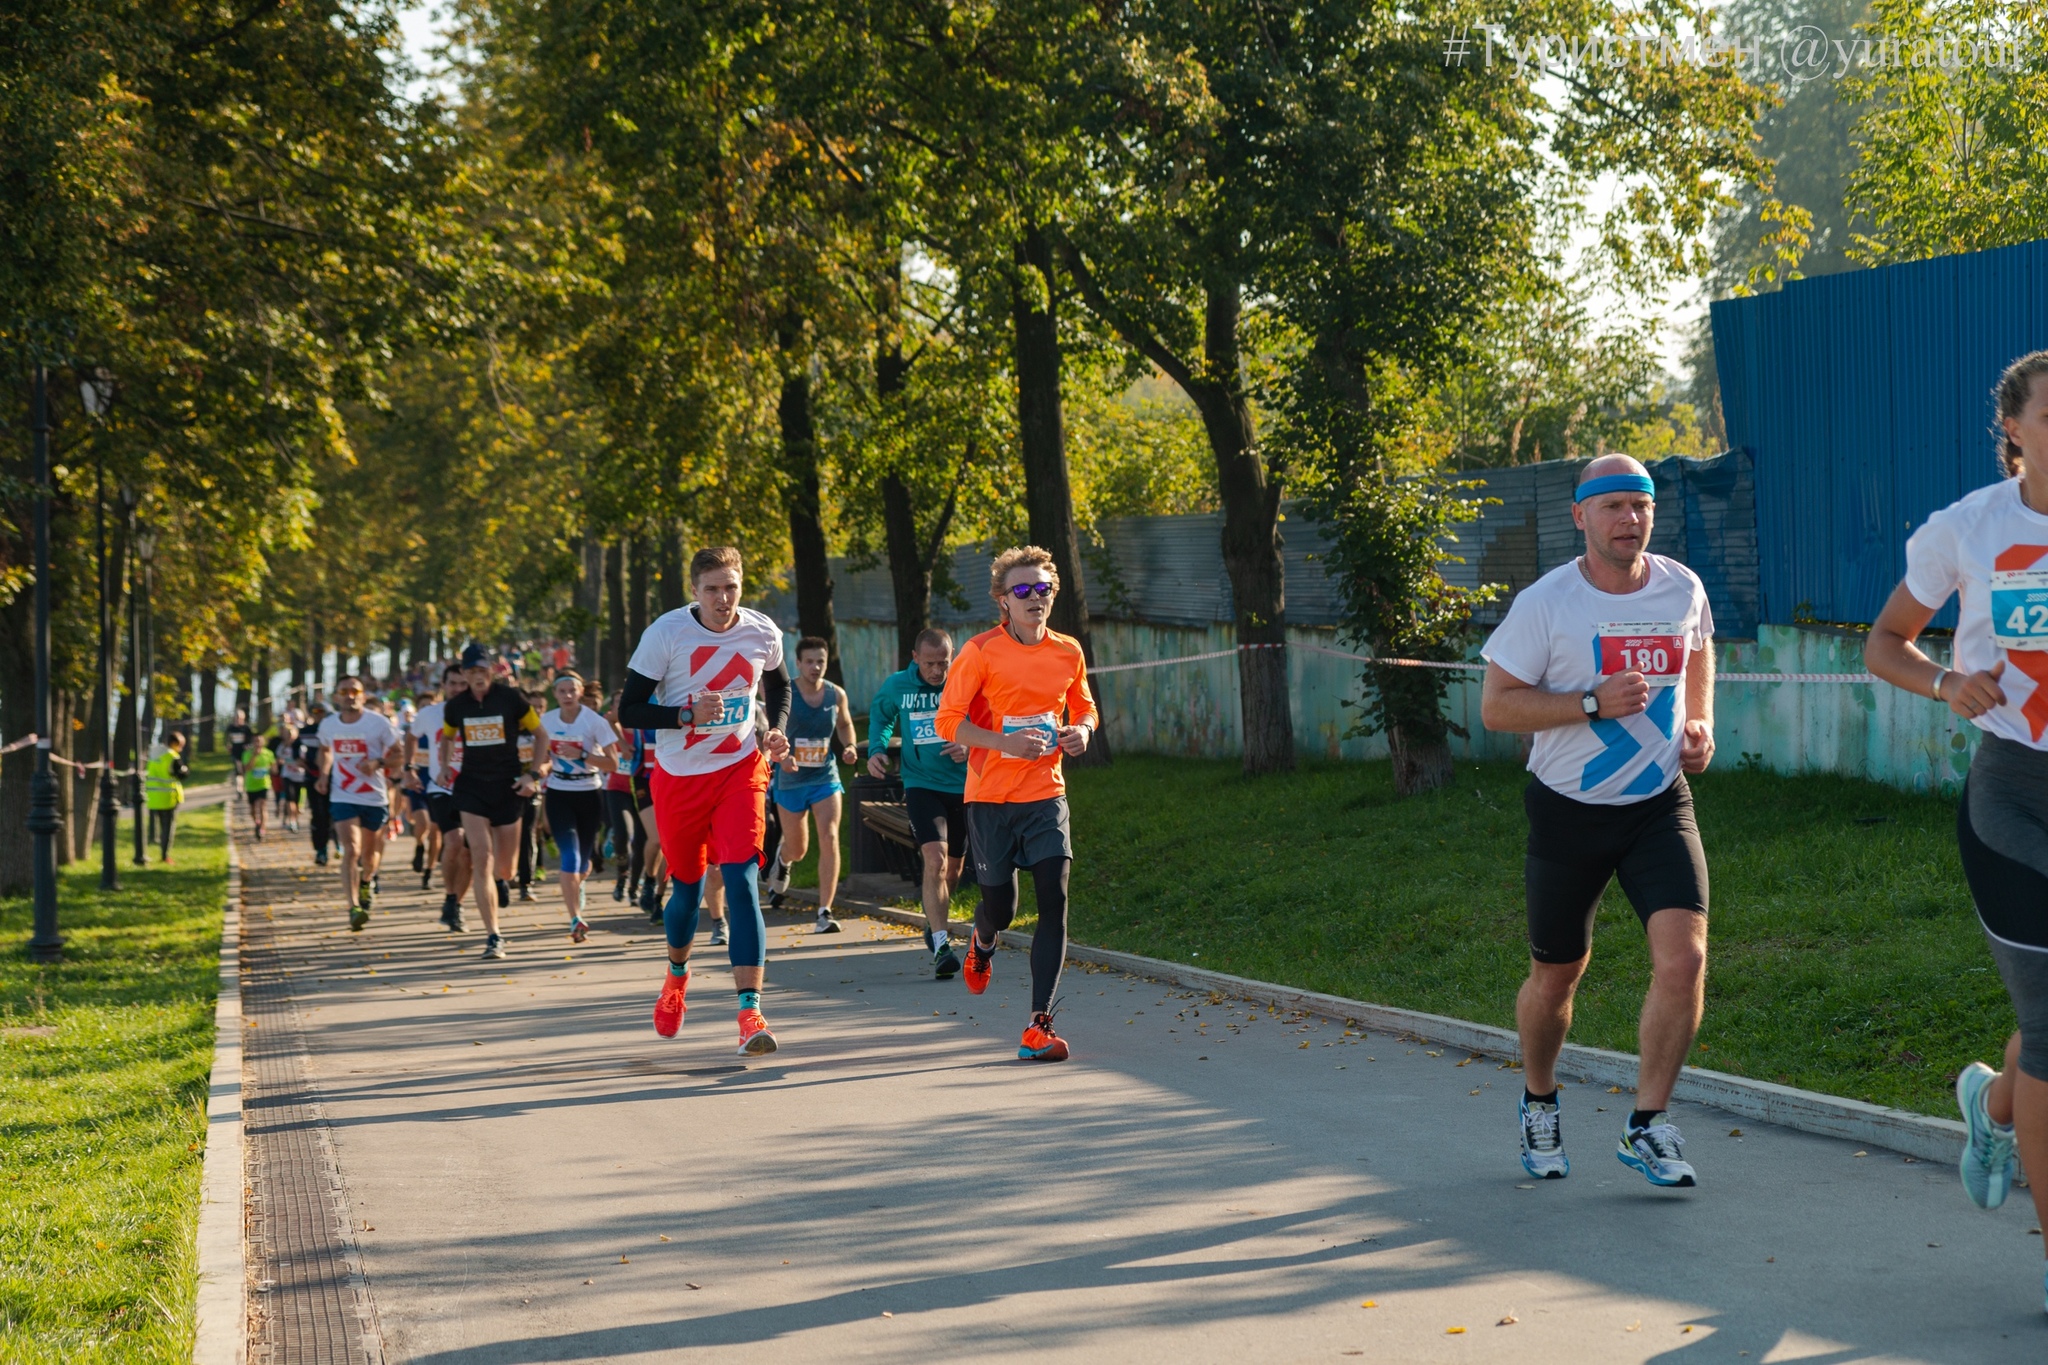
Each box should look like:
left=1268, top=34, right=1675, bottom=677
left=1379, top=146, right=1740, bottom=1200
left=1482, top=554, right=1713, bottom=806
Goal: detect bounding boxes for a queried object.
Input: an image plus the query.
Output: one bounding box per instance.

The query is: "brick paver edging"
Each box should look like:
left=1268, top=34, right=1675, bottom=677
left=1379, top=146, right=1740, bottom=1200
left=194, top=817, right=246, bottom=1365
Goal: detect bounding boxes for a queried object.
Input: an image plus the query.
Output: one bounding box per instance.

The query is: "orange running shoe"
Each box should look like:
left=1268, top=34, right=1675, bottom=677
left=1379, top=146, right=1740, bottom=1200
left=652, top=970, right=688, bottom=1038
left=963, top=936, right=992, bottom=995
left=737, top=1007, right=778, bottom=1056
left=1018, top=1011, right=1069, bottom=1062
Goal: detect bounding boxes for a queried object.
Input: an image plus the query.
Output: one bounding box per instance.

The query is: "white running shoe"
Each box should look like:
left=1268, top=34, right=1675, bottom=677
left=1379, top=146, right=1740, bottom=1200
left=814, top=907, right=842, bottom=935
left=1956, top=1061, right=2018, bottom=1210
left=1519, top=1094, right=1569, bottom=1179
left=763, top=856, right=790, bottom=899
left=1617, top=1114, right=1697, bottom=1187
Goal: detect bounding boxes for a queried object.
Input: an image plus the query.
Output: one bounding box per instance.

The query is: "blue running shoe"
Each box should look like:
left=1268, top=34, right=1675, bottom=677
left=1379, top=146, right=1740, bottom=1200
left=1956, top=1061, right=2017, bottom=1210
left=1617, top=1114, right=1697, bottom=1187
left=1520, top=1093, right=1569, bottom=1179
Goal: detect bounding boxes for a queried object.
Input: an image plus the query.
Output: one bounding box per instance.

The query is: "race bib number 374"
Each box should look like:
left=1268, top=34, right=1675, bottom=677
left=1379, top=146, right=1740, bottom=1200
left=1597, top=622, right=1686, bottom=684
left=1992, top=568, right=2048, bottom=650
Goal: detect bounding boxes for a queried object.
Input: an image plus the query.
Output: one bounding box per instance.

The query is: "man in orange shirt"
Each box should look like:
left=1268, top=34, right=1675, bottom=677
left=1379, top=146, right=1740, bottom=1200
left=934, top=545, right=1098, bottom=1062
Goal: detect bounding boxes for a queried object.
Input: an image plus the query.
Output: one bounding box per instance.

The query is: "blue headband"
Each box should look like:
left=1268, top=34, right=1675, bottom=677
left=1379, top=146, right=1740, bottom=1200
left=1574, top=473, right=1656, bottom=504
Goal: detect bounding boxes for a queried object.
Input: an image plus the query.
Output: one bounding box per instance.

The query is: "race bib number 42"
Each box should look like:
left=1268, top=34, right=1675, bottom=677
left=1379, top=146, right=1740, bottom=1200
left=1992, top=568, right=2048, bottom=650
left=1597, top=622, right=1687, bottom=684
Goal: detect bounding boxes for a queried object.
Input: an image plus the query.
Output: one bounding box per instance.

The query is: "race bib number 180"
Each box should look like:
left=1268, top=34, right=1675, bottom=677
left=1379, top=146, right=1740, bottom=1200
left=1992, top=568, right=2048, bottom=650
left=1597, top=622, right=1686, bottom=684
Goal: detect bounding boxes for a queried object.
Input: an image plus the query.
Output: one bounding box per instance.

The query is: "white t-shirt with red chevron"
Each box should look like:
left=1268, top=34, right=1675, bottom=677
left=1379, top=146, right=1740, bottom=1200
left=1905, top=477, right=2048, bottom=749
left=627, top=605, right=785, bottom=778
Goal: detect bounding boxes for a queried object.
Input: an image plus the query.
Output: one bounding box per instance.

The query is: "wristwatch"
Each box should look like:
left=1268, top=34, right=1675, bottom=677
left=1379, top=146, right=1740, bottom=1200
left=1580, top=690, right=1600, bottom=718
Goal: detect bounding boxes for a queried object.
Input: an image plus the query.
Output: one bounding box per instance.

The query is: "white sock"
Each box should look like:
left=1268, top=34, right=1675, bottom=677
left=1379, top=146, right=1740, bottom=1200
left=817, top=904, right=833, bottom=917
left=932, top=929, right=950, bottom=953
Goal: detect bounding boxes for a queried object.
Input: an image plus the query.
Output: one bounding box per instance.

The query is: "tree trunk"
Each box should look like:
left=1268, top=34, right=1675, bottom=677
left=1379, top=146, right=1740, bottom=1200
left=1012, top=225, right=1110, bottom=764
left=0, top=584, right=35, bottom=893
left=289, top=649, right=306, bottom=715
left=1187, top=278, right=1292, bottom=775
left=408, top=612, right=429, bottom=675
left=777, top=316, right=842, bottom=684
left=658, top=524, right=684, bottom=615
left=310, top=620, right=325, bottom=702
left=232, top=671, right=253, bottom=737
left=628, top=534, right=651, bottom=646
left=52, top=687, right=73, bottom=867
left=576, top=536, right=603, bottom=675
left=603, top=539, right=627, bottom=687
left=254, top=648, right=272, bottom=730
left=198, top=663, right=217, bottom=751
left=1388, top=725, right=1453, bottom=795
left=874, top=337, right=937, bottom=668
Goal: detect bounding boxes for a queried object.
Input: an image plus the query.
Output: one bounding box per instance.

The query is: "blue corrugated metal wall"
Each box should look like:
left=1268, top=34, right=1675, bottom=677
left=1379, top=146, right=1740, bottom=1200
left=1712, top=238, right=2048, bottom=628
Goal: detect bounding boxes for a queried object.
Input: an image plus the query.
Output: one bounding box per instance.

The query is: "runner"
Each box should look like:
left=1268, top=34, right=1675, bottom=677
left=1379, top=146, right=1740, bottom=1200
left=540, top=671, right=621, bottom=943
left=618, top=545, right=791, bottom=1054
left=934, top=545, right=1097, bottom=1063
left=762, top=636, right=857, bottom=934
left=868, top=627, right=971, bottom=977
left=515, top=686, right=547, bottom=903
left=312, top=677, right=405, bottom=932
left=143, top=733, right=192, bottom=864
left=1865, top=349, right=2048, bottom=1313
left=440, top=644, right=546, bottom=960
left=603, top=701, right=647, bottom=907
left=224, top=708, right=254, bottom=778
left=276, top=723, right=310, bottom=833
left=301, top=703, right=333, bottom=866
left=419, top=664, right=473, bottom=931
left=1479, top=453, right=1714, bottom=1188
left=243, top=737, right=275, bottom=840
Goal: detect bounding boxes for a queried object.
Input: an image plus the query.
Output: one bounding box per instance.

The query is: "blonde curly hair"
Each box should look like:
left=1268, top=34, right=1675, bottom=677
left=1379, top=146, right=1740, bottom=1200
left=988, top=545, right=1060, bottom=604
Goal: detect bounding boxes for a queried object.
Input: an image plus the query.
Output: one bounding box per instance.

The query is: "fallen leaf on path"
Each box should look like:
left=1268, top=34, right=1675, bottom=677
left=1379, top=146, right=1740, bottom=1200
left=1853, top=1150, right=1867, bottom=1158
left=1728, top=1129, right=1743, bottom=1137
left=686, top=1282, right=701, bottom=1290
left=881, top=1311, right=893, bottom=1318
left=619, top=1256, right=629, bottom=1263
left=1446, top=1326, right=1465, bottom=1334
left=1497, top=1314, right=1517, bottom=1326
left=1626, top=1321, right=1640, bottom=1331
left=1299, top=1042, right=1310, bottom=1049
left=1469, top=1089, right=1480, bottom=1096
left=1360, top=1301, right=1377, bottom=1309
left=658, top=1236, right=670, bottom=1242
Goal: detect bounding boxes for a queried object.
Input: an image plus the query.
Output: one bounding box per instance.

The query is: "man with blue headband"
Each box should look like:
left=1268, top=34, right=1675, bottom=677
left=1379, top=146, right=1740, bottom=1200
left=1480, top=453, right=1716, bottom=1190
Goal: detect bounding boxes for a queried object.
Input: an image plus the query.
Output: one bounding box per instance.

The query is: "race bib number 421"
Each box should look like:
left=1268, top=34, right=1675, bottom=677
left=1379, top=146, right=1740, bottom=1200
left=1597, top=623, right=1686, bottom=684
left=1992, top=568, right=2048, bottom=650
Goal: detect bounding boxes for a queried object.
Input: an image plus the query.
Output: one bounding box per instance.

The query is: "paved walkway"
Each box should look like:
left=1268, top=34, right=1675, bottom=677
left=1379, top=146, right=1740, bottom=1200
left=231, top=812, right=2046, bottom=1363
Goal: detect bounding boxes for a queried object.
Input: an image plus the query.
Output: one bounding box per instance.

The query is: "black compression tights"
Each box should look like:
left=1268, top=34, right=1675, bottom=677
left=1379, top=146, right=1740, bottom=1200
left=974, top=857, right=1070, bottom=1014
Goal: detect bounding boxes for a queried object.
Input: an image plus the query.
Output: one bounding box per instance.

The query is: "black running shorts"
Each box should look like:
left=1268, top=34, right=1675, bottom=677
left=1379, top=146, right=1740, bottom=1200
left=428, top=792, right=462, bottom=834
left=453, top=784, right=526, bottom=828
left=904, top=787, right=967, bottom=858
left=1523, top=777, right=1708, bottom=964
left=967, top=797, right=1071, bottom=883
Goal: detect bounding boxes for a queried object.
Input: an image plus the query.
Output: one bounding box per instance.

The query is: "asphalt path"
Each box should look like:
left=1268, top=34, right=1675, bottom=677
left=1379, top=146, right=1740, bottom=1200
left=234, top=818, right=2047, bottom=1363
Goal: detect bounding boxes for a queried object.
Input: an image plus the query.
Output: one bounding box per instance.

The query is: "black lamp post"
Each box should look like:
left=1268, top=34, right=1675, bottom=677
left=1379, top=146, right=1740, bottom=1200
left=123, top=487, right=147, bottom=866
left=26, top=365, right=64, bottom=962
left=81, top=370, right=119, bottom=891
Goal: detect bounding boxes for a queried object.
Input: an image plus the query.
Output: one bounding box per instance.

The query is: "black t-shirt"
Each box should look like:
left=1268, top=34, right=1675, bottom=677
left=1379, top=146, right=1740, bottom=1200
left=225, top=724, right=253, bottom=750
left=441, top=684, right=539, bottom=795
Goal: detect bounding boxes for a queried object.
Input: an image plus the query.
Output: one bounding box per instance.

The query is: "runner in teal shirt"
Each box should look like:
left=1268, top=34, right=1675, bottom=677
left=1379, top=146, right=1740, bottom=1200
left=867, top=627, right=971, bottom=978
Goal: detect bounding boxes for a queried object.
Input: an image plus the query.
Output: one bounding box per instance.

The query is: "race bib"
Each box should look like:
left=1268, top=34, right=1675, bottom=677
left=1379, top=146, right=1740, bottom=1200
left=907, top=708, right=940, bottom=746
left=1992, top=567, right=2048, bottom=651
left=692, top=687, right=753, bottom=738
left=1001, top=712, right=1058, bottom=758
left=463, top=716, right=506, bottom=746
left=550, top=738, right=586, bottom=762
left=1597, top=622, right=1687, bottom=684
left=792, top=737, right=831, bottom=768
left=331, top=738, right=376, bottom=795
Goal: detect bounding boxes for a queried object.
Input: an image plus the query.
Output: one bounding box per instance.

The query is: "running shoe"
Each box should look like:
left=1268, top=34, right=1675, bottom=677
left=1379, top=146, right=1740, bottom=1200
left=736, top=1007, right=778, bottom=1056
left=933, top=943, right=962, bottom=980
left=763, top=855, right=790, bottom=903
left=518, top=885, right=535, bottom=904
left=963, top=936, right=992, bottom=994
left=315, top=848, right=328, bottom=867
left=1018, top=1011, right=1069, bottom=1062
left=439, top=897, right=465, bottom=932
left=1616, top=1114, right=1696, bottom=1188
left=653, top=971, right=688, bottom=1037
left=923, top=927, right=934, bottom=952
left=495, top=879, right=511, bottom=908
left=412, top=844, right=425, bottom=872
left=1519, top=1093, right=1569, bottom=1180
left=419, top=866, right=433, bottom=891
left=814, top=908, right=841, bottom=935
left=481, top=932, right=507, bottom=960
left=372, top=874, right=381, bottom=893
left=1956, top=1061, right=2018, bottom=1210
left=358, top=882, right=374, bottom=916
left=348, top=905, right=369, bottom=932
left=612, top=876, right=627, bottom=903
left=709, top=919, right=728, bottom=947
left=569, top=916, right=589, bottom=944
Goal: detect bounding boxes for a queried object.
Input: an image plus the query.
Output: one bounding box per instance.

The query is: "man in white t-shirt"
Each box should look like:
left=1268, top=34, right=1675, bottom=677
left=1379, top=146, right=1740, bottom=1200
left=314, top=676, right=405, bottom=932
left=1480, top=454, right=1716, bottom=1191
left=618, top=546, right=792, bottom=1056
left=407, top=664, right=472, bottom=930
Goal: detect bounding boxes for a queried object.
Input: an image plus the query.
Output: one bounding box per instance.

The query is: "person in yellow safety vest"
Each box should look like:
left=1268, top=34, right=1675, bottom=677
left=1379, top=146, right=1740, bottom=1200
left=144, top=731, right=191, bottom=865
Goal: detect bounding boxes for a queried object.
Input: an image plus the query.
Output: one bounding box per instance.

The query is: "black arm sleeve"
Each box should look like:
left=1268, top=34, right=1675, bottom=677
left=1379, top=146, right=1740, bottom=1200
left=760, top=662, right=791, bottom=733
left=618, top=669, right=686, bottom=731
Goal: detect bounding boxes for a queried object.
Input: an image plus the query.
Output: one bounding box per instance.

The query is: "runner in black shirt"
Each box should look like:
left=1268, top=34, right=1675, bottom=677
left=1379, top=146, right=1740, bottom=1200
left=440, top=644, right=545, bottom=960
left=225, top=710, right=254, bottom=777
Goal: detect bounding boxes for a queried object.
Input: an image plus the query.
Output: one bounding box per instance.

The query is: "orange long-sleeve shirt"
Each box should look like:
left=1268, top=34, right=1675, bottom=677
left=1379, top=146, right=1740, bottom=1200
left=933, top=626, right=1098, bottom=805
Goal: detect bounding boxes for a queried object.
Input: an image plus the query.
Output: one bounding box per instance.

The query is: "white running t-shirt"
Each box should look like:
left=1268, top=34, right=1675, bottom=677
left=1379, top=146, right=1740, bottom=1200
left=1482, top=554, right=1714, bottom=805
left=540, top=707, right=619, bottom=791
left=411, top=701, right=457, bottom=794
left=627, top=605, right=785, bottom=778
left=1905, top=477, right=2048, bottom=750
left=316, top=710, right=402, bottom=807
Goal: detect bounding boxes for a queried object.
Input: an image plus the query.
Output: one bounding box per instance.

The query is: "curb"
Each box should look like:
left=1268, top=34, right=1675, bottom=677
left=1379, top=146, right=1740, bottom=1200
left=193, top=808, right=245, bottom=1365
left=833, top=891, right=1968, bottom=1165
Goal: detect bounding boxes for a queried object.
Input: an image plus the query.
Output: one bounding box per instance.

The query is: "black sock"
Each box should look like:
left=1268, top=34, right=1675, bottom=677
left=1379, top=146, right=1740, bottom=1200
left=1524, top=1089, right=1559, bottom=1107
left=1628, top=1108, right=1663, bottom=1130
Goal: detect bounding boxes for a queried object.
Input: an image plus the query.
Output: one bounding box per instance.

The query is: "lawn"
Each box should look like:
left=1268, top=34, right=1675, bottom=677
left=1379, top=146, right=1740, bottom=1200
left=1039, top=756, right=2002, bottom=1118
left=0, top=806, right=227, bottom=1362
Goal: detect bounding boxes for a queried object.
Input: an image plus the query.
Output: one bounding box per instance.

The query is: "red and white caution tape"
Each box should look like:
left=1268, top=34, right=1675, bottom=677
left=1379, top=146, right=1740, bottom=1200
left=1087, top=641, right=1876, bottom=684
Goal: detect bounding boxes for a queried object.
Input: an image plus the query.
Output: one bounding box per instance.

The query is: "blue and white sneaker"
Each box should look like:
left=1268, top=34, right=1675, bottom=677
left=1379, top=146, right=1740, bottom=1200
left=1956, top=1061, right=2017, bottom=1210
left=1520, top=1093, right=1569, bottom=1179
left=708, top=919, right=728, bottom=947
left=1617, top=1114, right=1697, bottom=1187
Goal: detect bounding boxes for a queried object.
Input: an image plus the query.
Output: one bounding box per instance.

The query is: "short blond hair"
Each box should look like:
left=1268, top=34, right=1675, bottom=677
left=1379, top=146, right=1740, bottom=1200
left=690, top=546, right=743, bottom=584
left=988, top=545, right=1059, bottom=602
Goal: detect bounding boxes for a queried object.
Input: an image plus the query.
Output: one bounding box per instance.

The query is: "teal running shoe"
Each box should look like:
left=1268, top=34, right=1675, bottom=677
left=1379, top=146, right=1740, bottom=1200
left=1956, top=1061, right=2017, bottom=1210
left=1617, top=1114, right=1697, bottom=1187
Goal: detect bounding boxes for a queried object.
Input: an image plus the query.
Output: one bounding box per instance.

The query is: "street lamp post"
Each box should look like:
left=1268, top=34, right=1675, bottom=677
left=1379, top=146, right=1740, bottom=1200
left=82, top=371, right=119, bottom=891
left=123, top=488, right=146, bottom=866
left=26, top=366, right=63, bottom=962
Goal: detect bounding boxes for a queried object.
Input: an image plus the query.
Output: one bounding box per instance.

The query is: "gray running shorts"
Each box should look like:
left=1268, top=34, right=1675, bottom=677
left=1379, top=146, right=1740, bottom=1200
left=966, top=797, right=1071, bottom=882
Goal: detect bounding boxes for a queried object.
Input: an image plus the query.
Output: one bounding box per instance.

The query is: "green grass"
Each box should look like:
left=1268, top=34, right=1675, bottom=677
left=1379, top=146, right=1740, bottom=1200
left=1036, top=756, right=2005, bottom=1118
left=0, top=808, right=227, bottom=1362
